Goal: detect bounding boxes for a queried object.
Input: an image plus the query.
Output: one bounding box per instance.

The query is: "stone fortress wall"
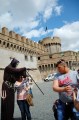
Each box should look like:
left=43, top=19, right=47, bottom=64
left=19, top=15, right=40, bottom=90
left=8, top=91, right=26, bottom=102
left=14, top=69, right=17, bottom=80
left=0, top=27, right=79, bottom=83
left=0, top=27, right=47, bottom=58
left=38, top=37, right=79, bottom=79
left=0, top=27, right=47, bottom=87
left=39, top=36, right=61, bottom=54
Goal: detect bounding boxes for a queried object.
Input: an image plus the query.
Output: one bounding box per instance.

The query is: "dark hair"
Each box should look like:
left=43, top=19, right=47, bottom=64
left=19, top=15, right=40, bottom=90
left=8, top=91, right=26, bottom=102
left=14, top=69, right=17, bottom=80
left=56, top=59, right=67, bottom=67
left=77, top=69, right=79, bottom=73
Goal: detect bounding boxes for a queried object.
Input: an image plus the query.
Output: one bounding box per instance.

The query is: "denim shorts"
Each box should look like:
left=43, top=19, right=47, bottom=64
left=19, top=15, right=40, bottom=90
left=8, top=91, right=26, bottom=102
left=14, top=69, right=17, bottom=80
left=55, top=99, right=79, bottom=120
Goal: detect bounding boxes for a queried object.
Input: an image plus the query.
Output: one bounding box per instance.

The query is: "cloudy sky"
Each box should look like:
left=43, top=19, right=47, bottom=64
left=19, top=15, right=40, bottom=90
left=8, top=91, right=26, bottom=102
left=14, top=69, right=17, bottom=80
left=0, top=0, right=79, bottom=51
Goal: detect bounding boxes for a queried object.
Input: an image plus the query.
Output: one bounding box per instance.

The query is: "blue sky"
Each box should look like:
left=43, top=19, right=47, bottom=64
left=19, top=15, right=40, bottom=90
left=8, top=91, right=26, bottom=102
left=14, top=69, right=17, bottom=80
left=0, top=0, right=79, bottom=51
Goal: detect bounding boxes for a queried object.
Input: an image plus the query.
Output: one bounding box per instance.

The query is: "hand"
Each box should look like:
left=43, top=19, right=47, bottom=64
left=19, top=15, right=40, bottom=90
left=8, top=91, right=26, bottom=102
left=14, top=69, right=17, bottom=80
left=23, top=67, right=26, bottom=70
left=23, top=67, right=26, bottom=71
left=72, top=91, right=77, bottom=101
left=64, top=85, right=72, bottom=93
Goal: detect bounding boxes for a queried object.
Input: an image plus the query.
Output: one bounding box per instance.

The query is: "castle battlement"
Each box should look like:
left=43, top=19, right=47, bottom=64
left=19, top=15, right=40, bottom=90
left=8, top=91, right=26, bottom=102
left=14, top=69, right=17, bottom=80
left=0, top=27, right=48, bottom=55
left=1, top=27, right=79, bottom=82
left=9, top=31, right=16, bottom=38
left=2, top=27, right=9, bottom=36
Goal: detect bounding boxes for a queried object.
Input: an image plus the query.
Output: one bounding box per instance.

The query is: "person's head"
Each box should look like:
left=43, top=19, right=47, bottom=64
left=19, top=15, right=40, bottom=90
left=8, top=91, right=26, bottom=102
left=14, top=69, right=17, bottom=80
left=10, top=58, right=19, bottom=68
left=77, top=69, right=79, bottom=74
left=17, top=76, right=23, bottom=82
left=56, top=59, right=69, bottom=74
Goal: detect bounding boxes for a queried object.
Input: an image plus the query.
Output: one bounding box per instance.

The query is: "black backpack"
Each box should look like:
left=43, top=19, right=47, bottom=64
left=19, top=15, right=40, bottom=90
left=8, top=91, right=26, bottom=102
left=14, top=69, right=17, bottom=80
left=52, top=99, right=58, bottom=120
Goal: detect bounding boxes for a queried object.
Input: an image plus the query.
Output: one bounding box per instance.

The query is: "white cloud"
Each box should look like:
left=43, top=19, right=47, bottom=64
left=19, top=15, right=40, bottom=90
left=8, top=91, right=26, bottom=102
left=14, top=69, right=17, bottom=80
left=0, top=12, right=12, bottom=26
left=0, top=0, right=10, bottom=14
left=52, top=21, right=79, bottom=51
left=0, top=0, right=62, bottom=35
left=54, top=6, right=63, bottom=15
left=24, top=29, right=42, bottom=38
left=23, top=27, right=53, bottom=38
left=43, top=0, right=62, bottom=21
left=0, top=0, right=78, bottom=52
left=43, top=8, right=53, bottom=22
left=23, top=27, right=46, bottom=38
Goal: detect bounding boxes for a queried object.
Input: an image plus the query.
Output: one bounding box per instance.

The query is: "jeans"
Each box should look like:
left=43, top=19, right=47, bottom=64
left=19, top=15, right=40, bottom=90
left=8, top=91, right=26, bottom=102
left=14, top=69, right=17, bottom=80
left=17, top=100, right=31, bottom=120
left=56, top=100, right=79, bottom=120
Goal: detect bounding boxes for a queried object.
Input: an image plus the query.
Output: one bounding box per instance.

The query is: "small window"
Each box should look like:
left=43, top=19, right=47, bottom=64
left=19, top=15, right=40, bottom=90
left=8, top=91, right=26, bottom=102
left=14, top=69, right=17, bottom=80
left=49, top=55, right=52, bottom=58
left=25, top=55, right=28, bottom=61
left=14, top=45, right=16, bottom=48
left=38, top=57, right=40, bottom=60
left=7, top=43, right=9, bottom=47
left=30, top=56, right=33, bottom=61
left=3, top=41, right=5, bottom=45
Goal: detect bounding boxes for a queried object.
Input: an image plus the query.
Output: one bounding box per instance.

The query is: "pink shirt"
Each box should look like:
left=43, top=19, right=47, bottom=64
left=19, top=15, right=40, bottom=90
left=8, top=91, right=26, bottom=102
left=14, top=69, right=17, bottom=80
left=15, top=80, right=29, bottom=100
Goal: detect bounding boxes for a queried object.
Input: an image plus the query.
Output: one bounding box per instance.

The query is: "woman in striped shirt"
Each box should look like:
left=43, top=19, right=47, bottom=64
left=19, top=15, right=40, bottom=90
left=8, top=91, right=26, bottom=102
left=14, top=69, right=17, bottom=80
left=15, top=76, right=31, bottom=120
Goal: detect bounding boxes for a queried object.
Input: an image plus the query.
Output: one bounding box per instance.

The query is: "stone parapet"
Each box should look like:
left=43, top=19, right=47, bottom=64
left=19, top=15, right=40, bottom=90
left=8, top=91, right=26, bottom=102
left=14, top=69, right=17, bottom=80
left=9, top=31, right=16, bottom=38
left=0, top=27, right=47, bottom=55
left=2, top=27, right=9, bottom=36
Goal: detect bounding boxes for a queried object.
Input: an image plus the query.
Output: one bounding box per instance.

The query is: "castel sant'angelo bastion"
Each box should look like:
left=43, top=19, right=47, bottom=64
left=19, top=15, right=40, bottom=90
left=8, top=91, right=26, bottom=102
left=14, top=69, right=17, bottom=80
left=0, top=27, right=79, bottom=87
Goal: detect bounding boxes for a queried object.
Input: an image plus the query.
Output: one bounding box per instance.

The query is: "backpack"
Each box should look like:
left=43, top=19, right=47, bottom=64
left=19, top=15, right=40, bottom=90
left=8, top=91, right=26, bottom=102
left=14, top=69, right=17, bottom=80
left=52, top=99, right=73, bottom=120
left=52, top=99, right=59, bottom=120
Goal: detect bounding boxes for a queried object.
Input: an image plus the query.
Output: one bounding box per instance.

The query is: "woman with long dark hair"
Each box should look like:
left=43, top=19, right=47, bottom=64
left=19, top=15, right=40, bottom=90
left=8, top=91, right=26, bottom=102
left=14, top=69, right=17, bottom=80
left=15, top=76, right=32, bottom=120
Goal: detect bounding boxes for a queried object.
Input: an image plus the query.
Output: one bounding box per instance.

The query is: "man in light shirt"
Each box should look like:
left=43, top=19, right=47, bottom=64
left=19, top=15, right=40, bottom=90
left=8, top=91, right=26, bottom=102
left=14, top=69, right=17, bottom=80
left=53, top=59, right=79, bottom=120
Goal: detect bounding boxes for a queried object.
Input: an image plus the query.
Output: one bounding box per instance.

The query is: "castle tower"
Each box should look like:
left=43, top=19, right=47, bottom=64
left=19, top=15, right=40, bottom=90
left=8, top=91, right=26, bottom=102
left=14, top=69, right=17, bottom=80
left=39, top=36, right=61, bottom=54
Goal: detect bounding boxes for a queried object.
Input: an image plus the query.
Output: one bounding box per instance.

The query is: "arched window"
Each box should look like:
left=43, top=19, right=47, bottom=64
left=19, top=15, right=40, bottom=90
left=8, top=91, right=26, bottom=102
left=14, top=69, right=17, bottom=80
left=3, top=41, right=6, bottom=45
left=14, top=45, right=16, bottom=48
left=11, top=44, right=13, bottom=47
left=7, top=43, right=9, bottom=48
left=25, top=55, right=28, bottom=61
left=30, top=56, right=33, bottom=61
left=0, top=40, right=2, bottom=44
